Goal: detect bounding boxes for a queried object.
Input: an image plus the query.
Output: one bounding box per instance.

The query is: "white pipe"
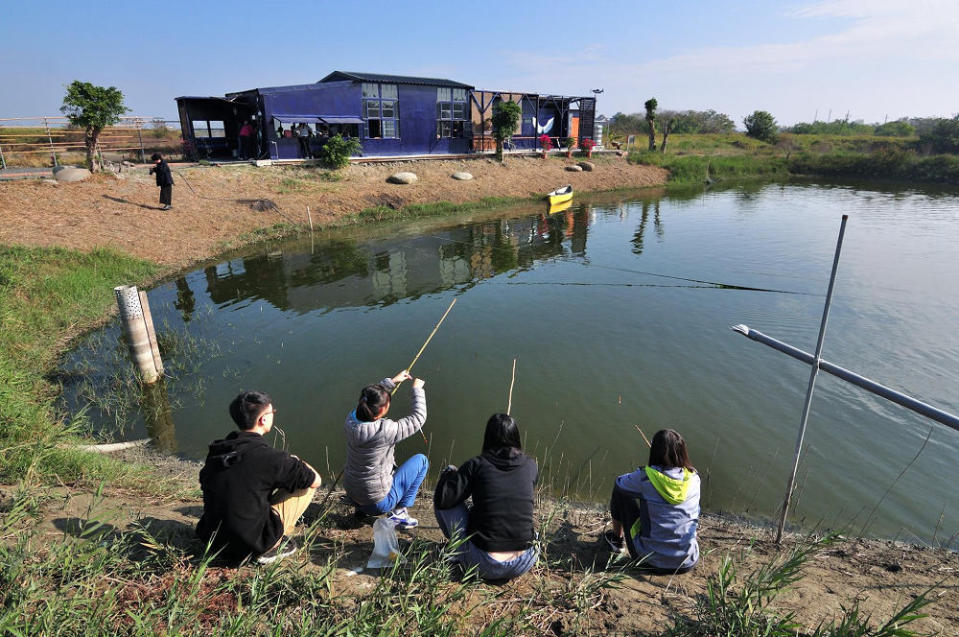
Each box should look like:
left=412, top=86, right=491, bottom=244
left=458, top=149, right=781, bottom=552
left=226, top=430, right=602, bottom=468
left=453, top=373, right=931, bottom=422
left=74, top=438, right=151, bottom=453
left=114, top=285, right=159, bottom=383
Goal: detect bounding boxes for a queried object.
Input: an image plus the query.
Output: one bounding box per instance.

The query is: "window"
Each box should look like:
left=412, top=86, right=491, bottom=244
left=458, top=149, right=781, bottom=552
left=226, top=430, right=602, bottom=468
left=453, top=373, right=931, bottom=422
left=436, top=87, right=468, bottom=138
left=192, top=120, right=225, bottom=138
left=362, top=83, right=399, bottom=139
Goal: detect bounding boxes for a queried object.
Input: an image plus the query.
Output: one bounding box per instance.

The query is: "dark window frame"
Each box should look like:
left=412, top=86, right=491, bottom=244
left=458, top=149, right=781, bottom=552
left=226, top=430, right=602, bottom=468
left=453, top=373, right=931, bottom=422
left=435, top=87, right=468, bottom=138
left=362, top=83, right=400, bottom=139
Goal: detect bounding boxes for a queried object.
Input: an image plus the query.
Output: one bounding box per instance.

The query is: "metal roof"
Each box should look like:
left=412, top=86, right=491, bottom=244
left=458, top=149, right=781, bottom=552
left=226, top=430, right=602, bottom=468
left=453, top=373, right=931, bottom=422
left=320, top=71, right=472, bottom=89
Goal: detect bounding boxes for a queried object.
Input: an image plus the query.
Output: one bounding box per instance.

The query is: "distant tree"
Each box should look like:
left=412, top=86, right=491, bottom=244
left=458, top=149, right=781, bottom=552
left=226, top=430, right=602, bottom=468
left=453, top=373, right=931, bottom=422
left=660, top=118, right=674, bottom=153
left=492, top=100, right=522, bottom=162
left=744, top=110, right=778, bottom=143
left=644, top=98, right=658, bottom=150
left=60, top=80, right=128, bottom=171
left=873, top=120, right=915, bottom=137
left=918, top=116, right=959, bottom=153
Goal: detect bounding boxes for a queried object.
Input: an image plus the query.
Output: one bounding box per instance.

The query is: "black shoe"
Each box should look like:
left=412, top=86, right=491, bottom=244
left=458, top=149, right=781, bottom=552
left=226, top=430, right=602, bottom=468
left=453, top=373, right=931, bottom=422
left=256, top=537, right=299, bottom=565
left=603, top=530, right=627, bottom=554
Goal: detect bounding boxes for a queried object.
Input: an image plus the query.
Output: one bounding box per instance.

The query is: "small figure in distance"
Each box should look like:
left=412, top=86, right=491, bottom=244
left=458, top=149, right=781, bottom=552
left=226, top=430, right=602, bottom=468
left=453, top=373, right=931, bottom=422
left=296, top=122, right=313, bottom=159
left=434, top=413, right=539, bottom=581
left=344, top=371, right=428, bottom=529
left=196, top=390, right=322, bottom=565
left=238, top=120, right=254, bottom=160
left=604, top=428, right=700, bottom=573
left=148, top=152, right=174, bottom=210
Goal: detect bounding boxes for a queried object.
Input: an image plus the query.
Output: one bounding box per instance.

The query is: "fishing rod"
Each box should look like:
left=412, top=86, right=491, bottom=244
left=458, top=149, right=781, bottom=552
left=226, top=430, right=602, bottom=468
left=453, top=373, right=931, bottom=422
left=507, top=358, right=517, bottom=415
left=392, top=297, right=458, bottom=443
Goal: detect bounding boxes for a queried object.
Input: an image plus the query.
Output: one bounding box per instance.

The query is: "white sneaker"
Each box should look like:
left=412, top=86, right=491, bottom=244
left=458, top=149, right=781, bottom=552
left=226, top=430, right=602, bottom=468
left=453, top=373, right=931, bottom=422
left=388, top=508, right=418, bottom=529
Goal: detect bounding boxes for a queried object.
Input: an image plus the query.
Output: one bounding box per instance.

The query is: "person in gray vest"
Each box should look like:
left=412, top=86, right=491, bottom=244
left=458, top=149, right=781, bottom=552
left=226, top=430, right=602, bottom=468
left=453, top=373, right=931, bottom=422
left=343, top=371, right=428, bottom=528
left=604, top=428, right=700, bottom=573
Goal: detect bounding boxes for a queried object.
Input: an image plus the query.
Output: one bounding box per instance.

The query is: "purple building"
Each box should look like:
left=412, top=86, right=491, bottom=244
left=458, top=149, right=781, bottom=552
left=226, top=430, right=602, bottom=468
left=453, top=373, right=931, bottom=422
left=176, top=71, right=596, bottom=161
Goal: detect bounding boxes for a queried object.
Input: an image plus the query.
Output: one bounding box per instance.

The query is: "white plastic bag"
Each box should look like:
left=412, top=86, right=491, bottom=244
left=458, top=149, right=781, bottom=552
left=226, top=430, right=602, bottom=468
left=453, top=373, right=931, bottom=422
left=367, top=518, right=405, bottom=569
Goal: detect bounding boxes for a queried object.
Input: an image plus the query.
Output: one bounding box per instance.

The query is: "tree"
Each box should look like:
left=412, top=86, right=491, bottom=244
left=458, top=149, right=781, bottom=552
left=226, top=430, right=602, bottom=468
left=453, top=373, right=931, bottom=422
left=644, top=98, right=658, bottom=150
left=744, top=110, right=778, bottom=143
left=918, top=116, right=959, bottom=153
left=491, top=100, right=521, bottom=162
left=660, top=118, right=674, bottom=153
left=320, top=134, right=362, bottom=169
left=60, top=80, right=129, bottom=171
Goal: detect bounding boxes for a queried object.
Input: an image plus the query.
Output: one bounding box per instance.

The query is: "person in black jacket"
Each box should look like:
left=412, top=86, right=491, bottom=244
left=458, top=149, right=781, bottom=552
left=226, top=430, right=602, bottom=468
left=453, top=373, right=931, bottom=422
left=196, top=390, right=321, bottom=565
left=434, top=413, right=538, bottom=581
left=148, top=152, right=174, bottom=210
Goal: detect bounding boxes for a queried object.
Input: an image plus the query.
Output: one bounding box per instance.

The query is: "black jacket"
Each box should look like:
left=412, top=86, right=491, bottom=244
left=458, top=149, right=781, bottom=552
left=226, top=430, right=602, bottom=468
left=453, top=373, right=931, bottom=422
left=150, top=160, right=174, bottom=187
left=196, top=431, right=315, bottom=558
left=434, top=447, right=538, bottom=552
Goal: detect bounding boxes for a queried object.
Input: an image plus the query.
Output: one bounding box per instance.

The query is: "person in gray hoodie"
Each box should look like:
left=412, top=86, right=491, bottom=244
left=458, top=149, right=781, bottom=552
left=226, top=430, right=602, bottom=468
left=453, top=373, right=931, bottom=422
left=604, top=428, right=700, bottom=573
left=343, top=370, right=428, bottom=528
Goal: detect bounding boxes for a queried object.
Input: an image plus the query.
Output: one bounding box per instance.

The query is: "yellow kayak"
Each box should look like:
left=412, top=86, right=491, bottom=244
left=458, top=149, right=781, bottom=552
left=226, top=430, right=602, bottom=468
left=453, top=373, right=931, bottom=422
left=546, top=184, right=573, bottom=206
left=547, top=199, right=572, bottom=214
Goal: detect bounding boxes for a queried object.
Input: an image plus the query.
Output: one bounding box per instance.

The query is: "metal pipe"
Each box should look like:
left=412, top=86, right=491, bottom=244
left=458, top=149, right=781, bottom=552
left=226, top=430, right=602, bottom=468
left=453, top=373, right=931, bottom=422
left=114, top=285, right=159, bottom=384
left=776, top=214, right=847, bottom=543
left=138, top=289, right=164, bottom=376
left=730, top=324, right=959, bottom=433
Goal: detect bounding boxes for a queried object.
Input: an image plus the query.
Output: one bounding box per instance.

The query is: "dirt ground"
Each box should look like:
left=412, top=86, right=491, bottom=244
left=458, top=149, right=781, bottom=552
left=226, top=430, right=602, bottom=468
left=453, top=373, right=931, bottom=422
left=0, top=155, right=666, bottom=267
left=4, top=451, right=956, bottom=636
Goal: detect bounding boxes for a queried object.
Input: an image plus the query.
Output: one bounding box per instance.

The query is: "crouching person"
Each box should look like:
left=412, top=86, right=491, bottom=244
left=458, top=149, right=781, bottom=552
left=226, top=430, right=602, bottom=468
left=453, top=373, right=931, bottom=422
left=434, top=414, right=538, bottom=581
left=196, top=390, right=321, bottom=565
left=605, top=428, right=700, bottom=573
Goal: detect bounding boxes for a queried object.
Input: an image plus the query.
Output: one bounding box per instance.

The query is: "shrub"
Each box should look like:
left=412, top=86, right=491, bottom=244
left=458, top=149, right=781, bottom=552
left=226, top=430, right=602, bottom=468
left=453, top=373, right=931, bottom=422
left=744, top=111, right=778, bottom=143
left=320, top=134, right=362, bottom=169
left=874, top=120, right=915, bottom=137
left=918, top=116, right=959, bottom=154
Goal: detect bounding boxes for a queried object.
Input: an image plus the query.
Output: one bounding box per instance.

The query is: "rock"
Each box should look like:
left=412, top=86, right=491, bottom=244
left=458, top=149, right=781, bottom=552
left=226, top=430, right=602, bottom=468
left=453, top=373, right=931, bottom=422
left=565, top=165, right=583, bottom=172
left=54, top=167, right=92, bottom=182
left=577, top=162, right=595, bottom=172
left=41, top=179, right=59, bottom=185
left=387, top=171, right=418, bottom=185
left=451, top=171, right=473, bottom=181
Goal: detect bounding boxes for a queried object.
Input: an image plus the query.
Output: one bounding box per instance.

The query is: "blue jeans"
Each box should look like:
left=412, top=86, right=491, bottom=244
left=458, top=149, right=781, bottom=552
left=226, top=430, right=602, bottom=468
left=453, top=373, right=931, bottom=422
left=360, top=454, right=428, bottom=515
left=434, top=502, right=538, bottom=581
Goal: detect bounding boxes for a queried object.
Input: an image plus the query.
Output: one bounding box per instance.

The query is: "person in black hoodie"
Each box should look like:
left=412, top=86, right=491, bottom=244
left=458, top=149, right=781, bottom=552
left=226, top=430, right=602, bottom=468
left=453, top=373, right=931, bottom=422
left=434, top=413, right=538, bottom=581
left=148, top=152, right=174, bottom=210
left=196, top=390, right=321, bottom=565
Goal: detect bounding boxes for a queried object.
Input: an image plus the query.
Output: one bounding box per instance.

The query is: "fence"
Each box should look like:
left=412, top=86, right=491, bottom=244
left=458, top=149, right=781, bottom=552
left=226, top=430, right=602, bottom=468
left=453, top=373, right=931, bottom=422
left=0, top=116, right=182, bottom=169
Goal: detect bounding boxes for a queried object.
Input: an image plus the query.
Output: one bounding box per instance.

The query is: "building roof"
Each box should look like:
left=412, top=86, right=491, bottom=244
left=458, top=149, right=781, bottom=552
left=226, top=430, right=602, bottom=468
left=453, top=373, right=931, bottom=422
left=320, top=71, right=472, bottom=89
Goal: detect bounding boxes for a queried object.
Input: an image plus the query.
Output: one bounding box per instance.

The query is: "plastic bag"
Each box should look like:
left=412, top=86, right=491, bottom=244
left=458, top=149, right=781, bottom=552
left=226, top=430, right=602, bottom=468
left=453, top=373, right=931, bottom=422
left=367, top=517, right=405, bottom=569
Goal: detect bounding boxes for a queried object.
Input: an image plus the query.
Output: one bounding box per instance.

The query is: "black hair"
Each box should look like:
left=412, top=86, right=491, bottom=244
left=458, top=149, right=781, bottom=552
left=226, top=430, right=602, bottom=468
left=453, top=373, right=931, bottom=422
left=482, top=413, right=522, bottom=452
left=356, top=384, right=390, bottom=422
left=150, top=153, right=162, bottom=161
left=648, top=429, right=695, bottom=471
left=229, top=390, right=273, bottom=430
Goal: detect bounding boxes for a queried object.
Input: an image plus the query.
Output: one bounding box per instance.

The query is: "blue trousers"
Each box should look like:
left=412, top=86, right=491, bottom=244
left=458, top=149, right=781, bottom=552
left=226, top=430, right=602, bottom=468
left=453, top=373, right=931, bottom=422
left=360, top=454, right=428, bottom=515
left=434, top=502, right=538, bottom=581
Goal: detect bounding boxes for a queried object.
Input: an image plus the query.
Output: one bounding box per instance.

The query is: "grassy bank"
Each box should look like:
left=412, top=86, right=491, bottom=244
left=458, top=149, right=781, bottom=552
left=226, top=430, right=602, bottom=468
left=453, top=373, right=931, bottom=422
left=628, top=133, right=959, bottom=186
left=0, top=246, right=166, bottom=487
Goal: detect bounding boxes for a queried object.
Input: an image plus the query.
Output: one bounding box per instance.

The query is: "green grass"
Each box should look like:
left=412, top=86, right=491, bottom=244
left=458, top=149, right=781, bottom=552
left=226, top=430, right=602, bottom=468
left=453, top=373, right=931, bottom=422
left=0, top=245, right=167, bottom=487
left=626, top=133, right=957, bottom=186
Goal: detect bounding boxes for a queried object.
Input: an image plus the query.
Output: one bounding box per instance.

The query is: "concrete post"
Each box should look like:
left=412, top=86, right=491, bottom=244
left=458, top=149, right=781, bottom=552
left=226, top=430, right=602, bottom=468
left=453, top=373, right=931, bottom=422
left=114, top=285, right=160, bottom=383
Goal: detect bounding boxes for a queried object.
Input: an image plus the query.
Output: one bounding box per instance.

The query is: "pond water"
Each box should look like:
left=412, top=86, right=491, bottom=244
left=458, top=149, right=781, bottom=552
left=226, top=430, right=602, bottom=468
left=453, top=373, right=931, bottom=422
left=60, top=181, right=959, bottom=545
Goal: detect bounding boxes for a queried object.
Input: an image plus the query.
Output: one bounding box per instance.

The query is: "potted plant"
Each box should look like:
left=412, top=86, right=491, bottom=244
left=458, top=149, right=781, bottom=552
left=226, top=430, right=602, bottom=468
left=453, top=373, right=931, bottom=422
left=580, top=137, right=596, bottom=158
left=538, top=134, right=552, bottom=158
left=564, top=136, right=576, bottom=158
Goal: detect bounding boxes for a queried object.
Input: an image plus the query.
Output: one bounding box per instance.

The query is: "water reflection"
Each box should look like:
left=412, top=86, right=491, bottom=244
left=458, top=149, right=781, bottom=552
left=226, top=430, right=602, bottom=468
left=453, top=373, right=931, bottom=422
left=200, top=209, right=596, bottom=313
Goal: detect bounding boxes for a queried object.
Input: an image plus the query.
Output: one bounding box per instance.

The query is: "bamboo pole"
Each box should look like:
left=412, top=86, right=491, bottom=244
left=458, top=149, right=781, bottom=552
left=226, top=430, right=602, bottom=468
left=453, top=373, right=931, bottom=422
left=775, top=214, right=848, bottom=544
left=507, top=358, right=517, bottom=414
left=634, top=425, right=652, bottom=448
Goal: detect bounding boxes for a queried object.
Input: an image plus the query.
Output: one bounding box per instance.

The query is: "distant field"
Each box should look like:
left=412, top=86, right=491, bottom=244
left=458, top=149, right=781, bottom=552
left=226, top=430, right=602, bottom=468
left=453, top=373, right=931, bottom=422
left=0, top=124, right=182, bottom=168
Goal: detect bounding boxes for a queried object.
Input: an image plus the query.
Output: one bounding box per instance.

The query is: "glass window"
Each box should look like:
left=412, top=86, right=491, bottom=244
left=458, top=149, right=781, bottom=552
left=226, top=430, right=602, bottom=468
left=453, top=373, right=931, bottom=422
left=382, top=101, right=395, bottom=118
left=209, top=121, right=226, bottom=137
left=382, top=119, right=396, bottom=138
left=362, top=83, right=379, bottom=98
left=436, top=121, right=451, bottom=138
left=364, top=101, right=380, bottom=118
left=192, top=121, right=209, bottom=137
left=452, top=103, right=465, bottom=119
left=381, top=84, right=397, bottom=99
left=452, top=88, right=466, bottom=101
left=363, top=83, right=399, bottom=139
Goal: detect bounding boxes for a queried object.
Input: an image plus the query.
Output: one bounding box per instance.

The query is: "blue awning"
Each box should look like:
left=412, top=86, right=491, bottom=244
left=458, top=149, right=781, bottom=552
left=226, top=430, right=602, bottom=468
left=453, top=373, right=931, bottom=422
left=272, top=114, right=363, bottom=125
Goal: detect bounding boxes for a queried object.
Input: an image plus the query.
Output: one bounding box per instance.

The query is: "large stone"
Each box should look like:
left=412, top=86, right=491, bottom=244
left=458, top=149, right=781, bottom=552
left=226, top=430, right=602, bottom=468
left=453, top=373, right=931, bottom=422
left=387, top=171, right=418, bottom=185
left=565, top=165, right=583, bottom=172
left=54, top=167, right=92, bottom=182
left=451, top=171, right=473, bottom=180
left=577, top=161, right=595, bottom=172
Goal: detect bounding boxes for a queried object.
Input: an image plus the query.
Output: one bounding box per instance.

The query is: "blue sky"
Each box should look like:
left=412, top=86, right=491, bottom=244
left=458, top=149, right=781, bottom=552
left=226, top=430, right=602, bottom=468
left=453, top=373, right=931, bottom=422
left=2, top=0, right=957, bottom=126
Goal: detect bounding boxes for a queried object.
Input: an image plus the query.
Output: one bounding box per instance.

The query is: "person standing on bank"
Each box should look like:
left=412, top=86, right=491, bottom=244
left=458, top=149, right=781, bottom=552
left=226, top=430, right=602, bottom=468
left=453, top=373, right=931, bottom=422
left=344, top=371, right=428, bottom=529
left=196, top=390, right=322, bottom=565
left=148, top=152, right=174, bottom=210
left=604, top=428, right=700, bottom=573
left=295, top=122, right=313, bottom=159
left=434, top=414, right=539, bottom=581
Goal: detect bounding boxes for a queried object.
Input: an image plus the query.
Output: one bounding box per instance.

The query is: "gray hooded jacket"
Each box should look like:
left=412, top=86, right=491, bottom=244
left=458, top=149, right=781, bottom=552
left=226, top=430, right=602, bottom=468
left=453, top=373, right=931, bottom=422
left=343, top=378, right=427, bottom=506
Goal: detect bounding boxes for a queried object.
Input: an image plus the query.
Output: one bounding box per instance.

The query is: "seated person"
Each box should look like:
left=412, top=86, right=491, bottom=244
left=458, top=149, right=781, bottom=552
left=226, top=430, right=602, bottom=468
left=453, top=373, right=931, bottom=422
left=343, top=371, right=428, bottom=528
left=196, top=390, right=321, bottom=564
left=434, top=413, right=538, bottom=581
left=604, top=428, right=700, bottom=573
